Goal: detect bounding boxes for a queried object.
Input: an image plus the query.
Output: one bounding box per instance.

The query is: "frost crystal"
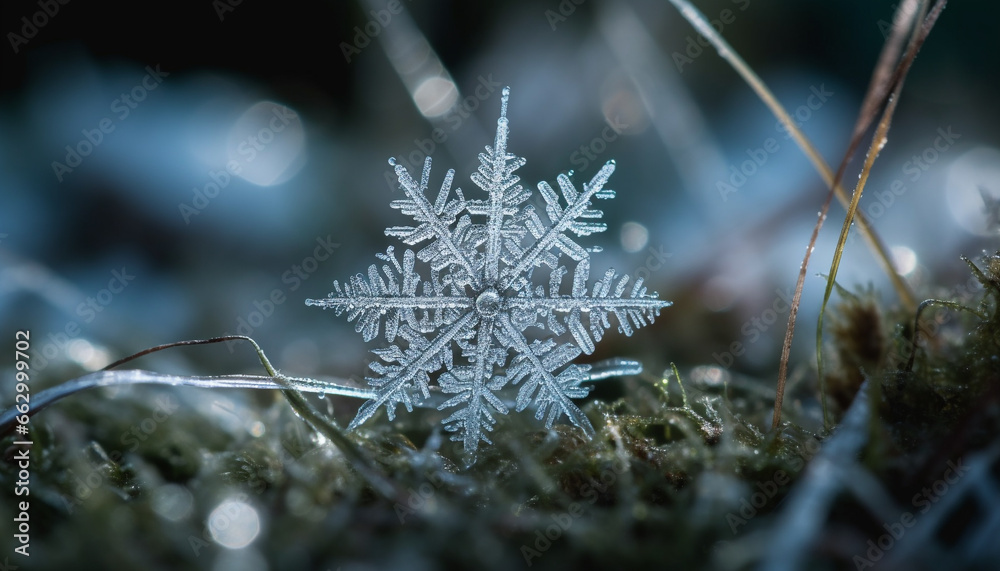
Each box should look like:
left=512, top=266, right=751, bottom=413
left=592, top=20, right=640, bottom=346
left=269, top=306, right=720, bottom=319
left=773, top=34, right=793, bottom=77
left=307, top=87, right=670, bottom=459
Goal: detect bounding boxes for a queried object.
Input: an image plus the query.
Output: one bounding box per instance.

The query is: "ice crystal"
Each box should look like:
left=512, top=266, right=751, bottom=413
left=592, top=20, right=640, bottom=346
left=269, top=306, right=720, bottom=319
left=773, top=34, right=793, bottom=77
left=307, top=87, right=670, bottom=458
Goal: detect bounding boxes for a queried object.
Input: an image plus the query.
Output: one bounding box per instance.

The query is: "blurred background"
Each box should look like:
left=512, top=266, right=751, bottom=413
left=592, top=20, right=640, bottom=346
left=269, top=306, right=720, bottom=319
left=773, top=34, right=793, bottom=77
left=1, top=0, right=998, bottom=389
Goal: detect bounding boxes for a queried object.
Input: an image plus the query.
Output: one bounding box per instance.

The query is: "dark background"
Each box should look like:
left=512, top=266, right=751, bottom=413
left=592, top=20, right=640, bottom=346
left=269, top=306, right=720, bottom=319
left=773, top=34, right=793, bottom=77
left=2, top=0, right=998, bottom=384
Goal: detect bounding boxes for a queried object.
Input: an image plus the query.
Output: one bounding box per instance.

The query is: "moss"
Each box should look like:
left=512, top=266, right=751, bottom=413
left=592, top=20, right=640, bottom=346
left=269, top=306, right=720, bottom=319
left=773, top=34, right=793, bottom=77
left=4, top=253, right=999, bottom=570
left=826, top=288, right=886, bottom=411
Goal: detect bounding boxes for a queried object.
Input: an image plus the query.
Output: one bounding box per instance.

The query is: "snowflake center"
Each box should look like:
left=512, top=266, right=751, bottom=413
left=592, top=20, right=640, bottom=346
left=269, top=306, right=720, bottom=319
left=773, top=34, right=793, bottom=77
left=475, top=289, right=501, bottom=317
left=305, top=87, right=671, bottom=460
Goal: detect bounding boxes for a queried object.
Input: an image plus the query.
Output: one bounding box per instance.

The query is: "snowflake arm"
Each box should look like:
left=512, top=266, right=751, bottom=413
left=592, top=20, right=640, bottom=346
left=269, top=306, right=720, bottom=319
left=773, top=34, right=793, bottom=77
left=348, top=311, right=476, bottom=430
left=466, top=86, right=531, bottom=286
left=437, top=316, right=509, bottom=454
left=508, top=259, right=672, bottom=354
left=499, top=161, right=617, bottom=290
left=306, top=247, right=470, bottom=342
left=309, top=86, right=671, bottom=463
left=498, top=315, right=594, bottom=436
left=386, top=156, right=480, bottom=287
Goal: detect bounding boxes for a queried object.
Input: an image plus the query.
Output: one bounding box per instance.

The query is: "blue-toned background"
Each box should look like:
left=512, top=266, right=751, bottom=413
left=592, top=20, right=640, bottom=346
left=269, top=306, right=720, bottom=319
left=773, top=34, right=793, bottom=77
left=2, top=0, right=998, bottom=386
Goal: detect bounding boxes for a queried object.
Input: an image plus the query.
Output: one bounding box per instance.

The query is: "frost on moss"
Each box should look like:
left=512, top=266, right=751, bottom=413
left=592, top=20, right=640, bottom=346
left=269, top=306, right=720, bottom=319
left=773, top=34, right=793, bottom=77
left=3, top=251, right=999, bottom=570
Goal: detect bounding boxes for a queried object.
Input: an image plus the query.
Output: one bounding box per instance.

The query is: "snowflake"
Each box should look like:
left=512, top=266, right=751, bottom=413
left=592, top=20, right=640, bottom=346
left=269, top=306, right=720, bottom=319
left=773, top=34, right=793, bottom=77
left=307, top=87, right=670, bottom=459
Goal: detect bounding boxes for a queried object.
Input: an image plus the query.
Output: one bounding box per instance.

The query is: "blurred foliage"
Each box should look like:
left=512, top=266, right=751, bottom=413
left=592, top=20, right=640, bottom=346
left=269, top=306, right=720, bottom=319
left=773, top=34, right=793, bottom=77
left=2, top=0, right=1000, bottom=569
left=2, top=251, right=998, bottom=570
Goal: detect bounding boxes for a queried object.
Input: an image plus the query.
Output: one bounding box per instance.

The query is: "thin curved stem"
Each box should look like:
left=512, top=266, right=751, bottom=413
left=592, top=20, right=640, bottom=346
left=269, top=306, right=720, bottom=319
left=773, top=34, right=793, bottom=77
left=0, top=329, right=637, bottom=438
left=666, top=0, right=915, bottom=312
left=0, top=369, right=373, bottom=436
left=905, top=298, right=987, bottom=372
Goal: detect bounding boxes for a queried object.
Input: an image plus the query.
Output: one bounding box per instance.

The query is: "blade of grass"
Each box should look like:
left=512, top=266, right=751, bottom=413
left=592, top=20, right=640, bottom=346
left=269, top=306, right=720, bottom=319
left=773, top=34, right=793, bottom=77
left=665, top=0, right=942, bottom=431
left=24, top=335, right=401, bottom=500
left=905, top=298, right=988, bottom=372
left=847, top=0, right=922, bottom=163
left=170, top=336, right=404, bottom=501
left=806, top=0, right=925, bottom=427
left=798, top=0, right=928, bottom=429
left=816, top=0, right=946, bottom=428
left=666, top=0, right=916, bottom=314
left=0, top=369, right=376, bottom=437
